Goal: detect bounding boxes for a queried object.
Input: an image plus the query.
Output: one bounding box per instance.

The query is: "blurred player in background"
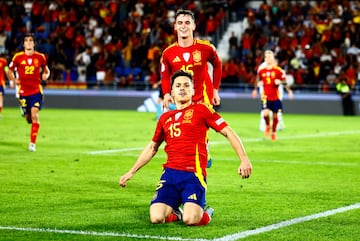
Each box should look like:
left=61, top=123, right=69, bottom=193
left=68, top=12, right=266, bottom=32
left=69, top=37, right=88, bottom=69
left=119, top=70, right=252, bottom=226
left=252, top=50, right=293, bottom=141
left=160, top=9, right=222, bottom=167
left=0, top=54, right=9, bottom=116
left=7, top=33, right=50, bottom=152
left=255, top=58, right=294, bottom=132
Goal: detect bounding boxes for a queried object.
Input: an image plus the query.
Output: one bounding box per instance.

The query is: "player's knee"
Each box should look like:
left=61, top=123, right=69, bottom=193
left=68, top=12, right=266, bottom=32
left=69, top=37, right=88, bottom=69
left=149, top=213, right=165, bottom=224
left=182, top=212, right=201, bottom=226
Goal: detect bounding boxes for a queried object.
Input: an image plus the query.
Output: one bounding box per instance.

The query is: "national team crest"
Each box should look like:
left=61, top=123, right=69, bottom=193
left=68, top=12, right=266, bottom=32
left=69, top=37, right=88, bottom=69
left=184, top=109, right=194, bottom=121
left=193, top=50, right=201, bottom=62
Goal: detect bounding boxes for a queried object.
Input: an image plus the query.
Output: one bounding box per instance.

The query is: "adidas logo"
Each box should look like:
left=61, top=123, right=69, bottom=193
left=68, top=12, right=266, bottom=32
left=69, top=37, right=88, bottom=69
left=172, top=56, right=181, bottom=63
left=187, top=193, right=197, bottom=200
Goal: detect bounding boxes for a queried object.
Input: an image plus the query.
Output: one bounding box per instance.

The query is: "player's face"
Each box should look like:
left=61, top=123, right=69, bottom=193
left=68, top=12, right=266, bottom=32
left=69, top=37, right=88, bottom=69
left=171, top=76, right=194, bottom=103
left=174, top=14, right=196, bottom=39
left=264, top=52, right=274, bottom=66
left=23, top=37, right=35, bottom=51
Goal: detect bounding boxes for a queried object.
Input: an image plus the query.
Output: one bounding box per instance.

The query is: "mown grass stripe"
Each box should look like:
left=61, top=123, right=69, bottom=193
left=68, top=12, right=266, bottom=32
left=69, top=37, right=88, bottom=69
left=1, top=203, right=359, bottom=241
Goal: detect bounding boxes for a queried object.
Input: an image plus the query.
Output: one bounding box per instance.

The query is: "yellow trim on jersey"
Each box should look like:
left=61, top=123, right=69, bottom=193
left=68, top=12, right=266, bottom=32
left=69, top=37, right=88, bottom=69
left=34, top=51, right=46, bottom=59
left=202, top=82, right=211, bottom=104
left=12, top=51, right=25, bottom=60
left=195, top=39, right=211, bottom=46
left=200, top=102, right=215, bottom=113
left=194, top=39, right=216, bottom=50
left=194, top=144, right=207, bottom=190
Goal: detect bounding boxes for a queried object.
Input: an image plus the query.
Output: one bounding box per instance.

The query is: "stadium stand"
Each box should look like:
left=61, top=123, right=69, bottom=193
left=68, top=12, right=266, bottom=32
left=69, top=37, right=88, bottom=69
left=0, top=0, right=359, bottom=95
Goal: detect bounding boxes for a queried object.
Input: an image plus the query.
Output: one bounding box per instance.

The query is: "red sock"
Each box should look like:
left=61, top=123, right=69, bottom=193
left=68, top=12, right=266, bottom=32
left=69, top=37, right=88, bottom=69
left=165, top=212, right=179, bottom=223
left=0, top=106, right=2, bottom=112
left=196, top=211, right=211, bottom=226
left=30, top=123, right=40, bottom=144
left=272, top=117, right=278, bottom=133
left=264, top=116, right=270, bottom=126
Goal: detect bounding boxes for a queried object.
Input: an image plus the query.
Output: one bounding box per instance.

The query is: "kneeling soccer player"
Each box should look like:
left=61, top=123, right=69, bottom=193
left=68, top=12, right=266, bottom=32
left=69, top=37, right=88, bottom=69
left=119, top=70, right=252, bottom=226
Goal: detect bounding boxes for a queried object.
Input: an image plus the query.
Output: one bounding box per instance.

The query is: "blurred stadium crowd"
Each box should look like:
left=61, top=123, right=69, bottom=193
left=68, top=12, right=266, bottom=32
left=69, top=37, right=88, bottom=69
left=0, top=0, right=359, bottom=93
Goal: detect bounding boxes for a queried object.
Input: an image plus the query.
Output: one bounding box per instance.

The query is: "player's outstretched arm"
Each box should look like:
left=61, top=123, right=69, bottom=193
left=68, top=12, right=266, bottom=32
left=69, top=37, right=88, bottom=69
left=219, top=126, right=252, bottom=179
left=163, top=93, right=174, bottom=110
left=119, top=141, right=161, bottom=187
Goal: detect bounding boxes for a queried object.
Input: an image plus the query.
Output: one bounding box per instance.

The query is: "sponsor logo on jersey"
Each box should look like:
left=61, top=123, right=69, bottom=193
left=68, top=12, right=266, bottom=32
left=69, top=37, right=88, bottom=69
left=187, top=193, right=197, bottom=200
left=172, top=56, right=181, bottom=63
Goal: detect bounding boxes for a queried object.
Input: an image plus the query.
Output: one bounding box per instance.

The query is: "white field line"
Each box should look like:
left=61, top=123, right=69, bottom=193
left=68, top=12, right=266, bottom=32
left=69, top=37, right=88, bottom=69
left=87, top=147, right=143, bottom=155
left=254, top=159, right=359, bottom=166
left=0, top=202, right=359, bottom=241
left=87, top=130, right=360, bottom=155
left=213, top=202, right=360, bottom=241
left=0, top=226, right=205, bottom=241
left=211, top=129, right=360, bottom=145
left=116, top=154, right=359, bottom=167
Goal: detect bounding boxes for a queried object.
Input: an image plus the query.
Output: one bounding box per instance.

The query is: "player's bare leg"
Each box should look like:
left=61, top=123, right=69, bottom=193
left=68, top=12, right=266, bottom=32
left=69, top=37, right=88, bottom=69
left=263, top=109, right=271, bottom=137
left=150, top=203, right=181, bottom=223
left=182, top=202, right=212, bottom=226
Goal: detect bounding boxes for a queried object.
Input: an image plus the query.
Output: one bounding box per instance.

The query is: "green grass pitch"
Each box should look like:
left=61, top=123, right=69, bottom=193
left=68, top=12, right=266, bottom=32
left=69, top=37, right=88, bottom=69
left=0, top=107, right=359, bottom=241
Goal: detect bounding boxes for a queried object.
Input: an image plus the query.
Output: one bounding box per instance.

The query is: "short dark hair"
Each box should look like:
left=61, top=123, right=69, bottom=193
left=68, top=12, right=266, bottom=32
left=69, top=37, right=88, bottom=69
left=175, top=9, right=195, bottom=21
left=171, top=70, right=193, bottom=88
left=23, top=33, right=36, bottom=45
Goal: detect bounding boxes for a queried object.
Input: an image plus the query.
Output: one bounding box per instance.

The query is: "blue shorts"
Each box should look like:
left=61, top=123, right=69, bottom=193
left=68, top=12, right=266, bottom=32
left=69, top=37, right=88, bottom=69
left=18, top=93, right=43, bottom=115
left=262, top=99, right=283, bottom=113
left=0, top=86, right=4, bottom=95
left=150, top=168, right=207, bottom=209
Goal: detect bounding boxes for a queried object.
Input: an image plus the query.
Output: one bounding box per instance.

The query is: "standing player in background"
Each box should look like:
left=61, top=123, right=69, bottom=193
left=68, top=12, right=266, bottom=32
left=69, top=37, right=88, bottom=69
left=160, top=9, right=222, bottom=167
left=252, top=50, right=292, bottom=141
left=7, top=33, right=50, bottom=152
left=255, top=58, right=293, bottom=132
left=119, top=70, right=252, bottom=226
left=0, top=54, right=9, bottom=116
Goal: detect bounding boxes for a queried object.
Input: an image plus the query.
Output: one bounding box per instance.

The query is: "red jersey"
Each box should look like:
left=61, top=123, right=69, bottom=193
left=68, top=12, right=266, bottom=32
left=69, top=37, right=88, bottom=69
left=8, top=51, right=48, bottom=96
left=258, top=65, right=285, bottom=101
left=153, top=103, right=227, bottom=177
left=0, top=57, right=7, bottom=88
left=160, top=40, right=222, bottom=104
